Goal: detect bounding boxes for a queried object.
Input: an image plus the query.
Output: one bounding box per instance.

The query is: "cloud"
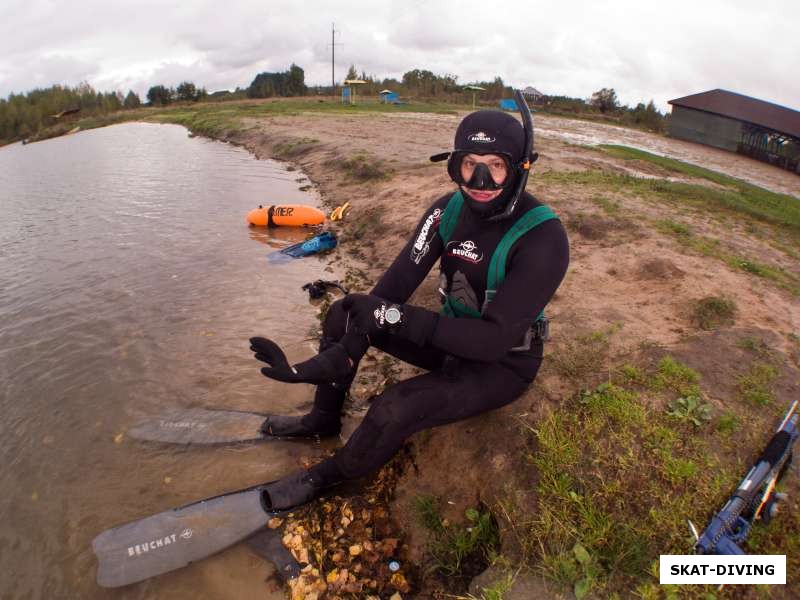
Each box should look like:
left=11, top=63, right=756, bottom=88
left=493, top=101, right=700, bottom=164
left=0, top=0, right=798, bottom=113
left=1, top=53, right=100, bottom=95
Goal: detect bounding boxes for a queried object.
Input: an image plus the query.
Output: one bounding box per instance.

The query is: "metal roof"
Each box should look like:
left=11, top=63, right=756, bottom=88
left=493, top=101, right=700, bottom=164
left=669, top=89, right=800, bottom=139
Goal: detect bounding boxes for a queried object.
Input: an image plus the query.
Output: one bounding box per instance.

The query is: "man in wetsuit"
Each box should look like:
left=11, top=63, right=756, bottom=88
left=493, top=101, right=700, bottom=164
left=250, top=99, right=569, bottom=510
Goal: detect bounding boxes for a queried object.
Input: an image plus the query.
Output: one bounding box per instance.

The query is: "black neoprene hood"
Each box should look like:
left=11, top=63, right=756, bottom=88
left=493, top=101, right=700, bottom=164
left=453, top=110, right=525, bottom=162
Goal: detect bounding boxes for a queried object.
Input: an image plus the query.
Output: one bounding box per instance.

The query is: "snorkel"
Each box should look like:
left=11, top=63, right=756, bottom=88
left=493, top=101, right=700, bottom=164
left=488, top=89, right=537, bottom=222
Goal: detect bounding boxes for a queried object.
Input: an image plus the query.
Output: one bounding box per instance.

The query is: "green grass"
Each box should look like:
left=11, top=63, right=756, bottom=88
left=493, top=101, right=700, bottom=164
left=591, top=195, right=622, bottom=215
left=477, top=571, right=514, bottom=600
left=716, top=411, right=740, bottom=435
left=414, top=496, right=500, bottom=578
left=539, top=155, right=800, bottom=249
left=523, top=380, right=730, bottom=597
left=737, top=361, right=778, bottom=406
left=501, top=340, right=800, bottom=598
left=596, top=144, right=800, bottom=230
left=649, top=356, right=701, bottom=397
left=520, top=371, right=799, bottom=597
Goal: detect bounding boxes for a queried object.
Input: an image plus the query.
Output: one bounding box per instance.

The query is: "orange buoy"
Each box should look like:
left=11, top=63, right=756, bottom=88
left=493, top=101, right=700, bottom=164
left=247, top=204, right=326, bottom=227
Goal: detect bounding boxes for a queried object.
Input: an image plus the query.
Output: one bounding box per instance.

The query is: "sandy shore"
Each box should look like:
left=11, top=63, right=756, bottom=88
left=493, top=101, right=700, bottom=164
left=219, top=110, right=800, bottom=597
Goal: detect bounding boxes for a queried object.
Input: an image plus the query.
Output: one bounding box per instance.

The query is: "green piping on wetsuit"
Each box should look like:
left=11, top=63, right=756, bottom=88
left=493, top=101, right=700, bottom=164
left=438, top=190, right=558, bottom=320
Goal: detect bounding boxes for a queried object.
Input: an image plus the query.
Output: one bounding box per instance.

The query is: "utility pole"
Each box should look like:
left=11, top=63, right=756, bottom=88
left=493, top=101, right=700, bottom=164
left=329, top=23, right=343, bottom=99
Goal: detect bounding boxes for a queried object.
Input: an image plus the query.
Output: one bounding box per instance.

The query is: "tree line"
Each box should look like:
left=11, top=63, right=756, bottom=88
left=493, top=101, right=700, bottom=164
left=0, top=83, right=143, bottom=143
left=332, top=67, right=665, bottom=131
left=1, top=63, right=667, bottom=144
left=335, top=65, right=513, bottom=101
left=146, top=81, right=208, bottom=105
left=553, top=87, right=666, bottom=132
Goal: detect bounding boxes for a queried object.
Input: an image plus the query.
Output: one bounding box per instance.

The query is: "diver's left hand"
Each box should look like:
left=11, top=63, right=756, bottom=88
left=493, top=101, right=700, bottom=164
left=249, top=337, right=353, bottom=385
left=341, top=293, right=400, bottom=337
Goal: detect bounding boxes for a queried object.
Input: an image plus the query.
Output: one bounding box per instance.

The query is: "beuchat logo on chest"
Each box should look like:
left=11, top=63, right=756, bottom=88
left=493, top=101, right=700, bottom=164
left=446, top=240, right=483, bottom=264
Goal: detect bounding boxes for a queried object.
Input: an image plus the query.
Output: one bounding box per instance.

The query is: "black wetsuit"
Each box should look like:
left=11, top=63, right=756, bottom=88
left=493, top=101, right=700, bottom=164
left=310, top=190, right=569, bottom=483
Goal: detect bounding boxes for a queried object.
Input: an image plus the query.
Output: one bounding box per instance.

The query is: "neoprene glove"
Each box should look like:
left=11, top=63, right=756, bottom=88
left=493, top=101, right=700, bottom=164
left=341, top=293, right=438, bottom=346
left=341, top=293, right=397, bottom=337
left=249, top=337, right=353, bottom=384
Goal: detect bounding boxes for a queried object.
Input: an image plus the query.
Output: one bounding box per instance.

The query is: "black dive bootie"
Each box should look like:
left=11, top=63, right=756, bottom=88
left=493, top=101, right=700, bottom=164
left=261, top=471, right=322, bottom=511
left=260, top=409, right=341, bottom=438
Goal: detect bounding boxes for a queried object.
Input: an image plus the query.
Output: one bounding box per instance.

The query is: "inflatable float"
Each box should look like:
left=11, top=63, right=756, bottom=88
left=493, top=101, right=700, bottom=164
left=247, top=204, right=326, bottom=227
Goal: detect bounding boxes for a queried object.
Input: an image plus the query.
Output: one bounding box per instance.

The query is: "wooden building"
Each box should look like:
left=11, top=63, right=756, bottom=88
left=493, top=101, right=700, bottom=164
left=522, top=86, right=545, bottom=104
left=668, top=89, right=800, bottom=173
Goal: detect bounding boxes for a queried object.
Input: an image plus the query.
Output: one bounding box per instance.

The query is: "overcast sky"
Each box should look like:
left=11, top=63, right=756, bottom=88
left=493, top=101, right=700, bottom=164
left=2, top=0, right=798, bottom=112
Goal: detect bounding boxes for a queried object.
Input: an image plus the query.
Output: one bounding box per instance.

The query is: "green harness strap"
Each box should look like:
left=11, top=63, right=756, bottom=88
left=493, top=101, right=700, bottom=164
left=439, top=191, right=558, bottom=319
left=438, top=190, right=464, bottom=245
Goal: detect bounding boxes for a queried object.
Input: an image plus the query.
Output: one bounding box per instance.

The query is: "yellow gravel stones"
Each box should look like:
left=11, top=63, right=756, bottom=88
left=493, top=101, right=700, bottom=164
left=270, top=459, right=413, bottom=598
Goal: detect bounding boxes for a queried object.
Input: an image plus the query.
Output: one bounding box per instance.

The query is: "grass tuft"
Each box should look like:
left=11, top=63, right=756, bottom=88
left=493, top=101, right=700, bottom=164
left=692, top=296, right=736, bottom=331
left=550, top=327, right=619, bottom=382
left=414, top=496, right=500, bottom=580
left=338, top=153, right=391, bottom=181
left=650, top=356, right=701, bottom=397
left=737, top=362, right=778, bottom=406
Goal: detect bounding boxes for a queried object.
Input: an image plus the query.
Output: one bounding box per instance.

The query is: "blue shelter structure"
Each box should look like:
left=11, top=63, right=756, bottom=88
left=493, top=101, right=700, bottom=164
left=342, top=79, right=367, bottom=105
left=379, top=90, right=399, bottom=104
left=499, top=99, right=519, bottom=111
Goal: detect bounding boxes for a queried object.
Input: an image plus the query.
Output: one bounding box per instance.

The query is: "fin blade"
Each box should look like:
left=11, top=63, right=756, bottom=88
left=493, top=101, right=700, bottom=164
left=246, top=528, right=303, bottom=581
left=93, top=488, right=270, bottom=587
left=127, top=408, right=267, bottom=444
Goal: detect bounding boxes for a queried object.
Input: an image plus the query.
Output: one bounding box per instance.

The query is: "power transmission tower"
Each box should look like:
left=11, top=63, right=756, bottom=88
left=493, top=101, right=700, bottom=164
left=329, top=23, right=343, bottom=98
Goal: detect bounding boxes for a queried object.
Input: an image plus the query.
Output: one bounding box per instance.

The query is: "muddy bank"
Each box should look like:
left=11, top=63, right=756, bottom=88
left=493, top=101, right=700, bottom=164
left=210, top=110, right=800, bottom=597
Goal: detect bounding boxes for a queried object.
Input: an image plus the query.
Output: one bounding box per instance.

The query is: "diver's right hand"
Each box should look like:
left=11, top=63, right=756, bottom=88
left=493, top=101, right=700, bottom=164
left=249, top=337, right=353, bottom=385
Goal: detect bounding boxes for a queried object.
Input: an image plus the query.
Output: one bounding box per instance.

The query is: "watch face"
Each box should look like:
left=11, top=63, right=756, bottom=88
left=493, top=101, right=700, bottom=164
left=385, top=306, right=402, bottom=325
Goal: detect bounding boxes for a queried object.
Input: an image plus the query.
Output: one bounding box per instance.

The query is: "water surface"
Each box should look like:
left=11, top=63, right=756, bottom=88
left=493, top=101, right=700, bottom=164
left=0, top=123, right=336, bottom=599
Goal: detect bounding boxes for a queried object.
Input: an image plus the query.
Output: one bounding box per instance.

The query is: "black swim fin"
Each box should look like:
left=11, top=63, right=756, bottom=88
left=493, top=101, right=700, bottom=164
left=92, top=481, right=284, bottom=587
left=127, top=408, right=336, bottom=445
left=127, top=408, right=274, bottom=444
left=246, top=527, right=303, bottom=582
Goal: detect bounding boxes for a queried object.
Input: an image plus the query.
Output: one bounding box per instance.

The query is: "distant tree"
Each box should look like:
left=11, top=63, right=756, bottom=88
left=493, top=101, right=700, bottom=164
left=590, top=88, right=619, bottom=113
left=77, top=81, right=97, bottom=110
left=285, top=64, right=306, bottom=96
left=147, top=85, right=173, bottom=106
left=248, top=64, right=306, bottom=98
left=103, top=91, right=122, bottom=112
left=123, top=90, right=141, bottom=108
left=345, top=64, right=358, bottom=81
left=546, top=95, right=589, bottom=113
left=176, top=81, right=198, bottom=102
left=623, top=99, right=665, bottom=132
